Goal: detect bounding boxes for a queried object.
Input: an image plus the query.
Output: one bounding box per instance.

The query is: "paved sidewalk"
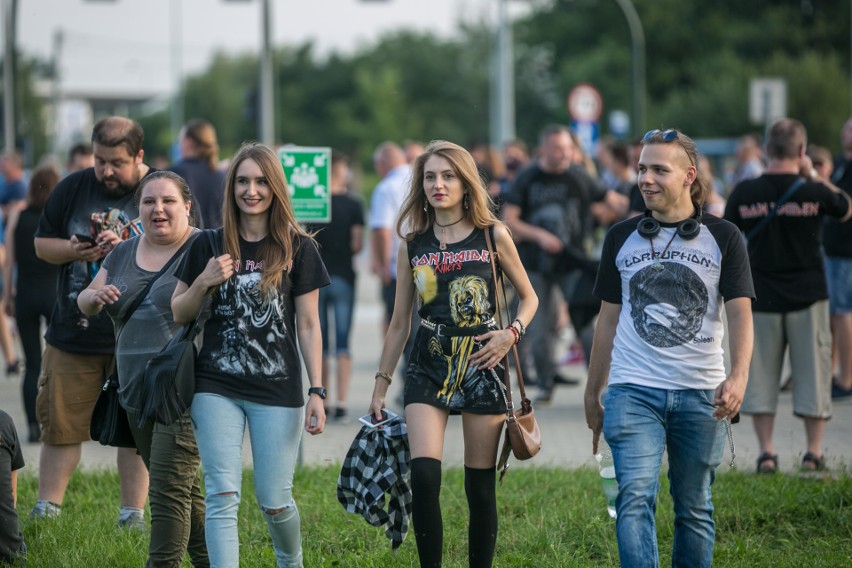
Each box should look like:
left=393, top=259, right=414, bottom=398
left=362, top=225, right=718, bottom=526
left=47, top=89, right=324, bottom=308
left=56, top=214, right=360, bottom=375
left=4, top=263, right=852, bottom=475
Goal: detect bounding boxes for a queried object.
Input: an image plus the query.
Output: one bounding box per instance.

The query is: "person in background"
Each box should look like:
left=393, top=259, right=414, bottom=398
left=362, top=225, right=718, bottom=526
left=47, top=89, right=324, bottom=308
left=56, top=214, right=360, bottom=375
left=3, top=165, right=61, bottom=444
left=66, top=143, right=94, bottom=175
left=168, top=119, right=227, bottom=229
left=78, top=171, right=207, bottom=567
left=822, top=123, right=852, bottom=400
left=586, top=128, right=754, bottom=568
left=172, top=143, right=329, bottom=567
left=309, top=151, right=364, bottom=420
left=31, top=116, right=149, bottom=527
left=368, top=140, right=537, bottom=567
left=501, top=139, right=530, bottom=189
left=725, top=118, right=852, bottom=473
left=0, top=152, right=25, bottom=377
left=0, top=409, right=25, bottom=564
left=503, top=124, right=626, bottom=403
left=403, top=140, right=425, bottom=165
left=725, top=133, right=764, bottom=194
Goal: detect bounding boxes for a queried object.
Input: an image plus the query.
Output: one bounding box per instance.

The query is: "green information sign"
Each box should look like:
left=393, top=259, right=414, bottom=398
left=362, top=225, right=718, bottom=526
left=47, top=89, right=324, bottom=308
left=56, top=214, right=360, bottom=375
left=278, top=146, right=331, bottom=222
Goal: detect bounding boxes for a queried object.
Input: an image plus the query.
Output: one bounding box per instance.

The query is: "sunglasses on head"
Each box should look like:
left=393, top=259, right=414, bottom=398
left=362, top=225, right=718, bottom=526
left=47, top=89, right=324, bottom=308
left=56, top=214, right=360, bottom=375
left=643, top=129, right=679, bottom=142
left=643, top=129, right=694, bottom=165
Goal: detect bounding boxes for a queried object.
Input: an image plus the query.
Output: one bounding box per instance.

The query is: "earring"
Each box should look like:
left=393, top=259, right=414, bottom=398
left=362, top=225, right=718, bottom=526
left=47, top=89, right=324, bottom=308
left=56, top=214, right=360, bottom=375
left=463, top=192, right=470, bottom=210
left=423, top=203, right=428, bottom=213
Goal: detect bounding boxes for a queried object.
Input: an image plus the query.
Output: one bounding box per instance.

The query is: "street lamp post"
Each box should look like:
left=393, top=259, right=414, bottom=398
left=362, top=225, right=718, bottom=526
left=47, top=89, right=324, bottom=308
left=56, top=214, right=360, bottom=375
left=2, top=0, right=17, bottom=152
left=491, top=0, right=516, bottom=147
left=612, top=0, right=646, bottom=136
left=259, top=0, right=275, bottom=146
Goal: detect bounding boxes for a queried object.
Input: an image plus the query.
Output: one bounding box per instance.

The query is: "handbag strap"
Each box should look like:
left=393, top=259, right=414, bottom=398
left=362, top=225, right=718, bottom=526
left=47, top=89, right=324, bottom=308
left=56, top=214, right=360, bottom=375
left=483, top=226, right=528, bottom=413
left=745, top=177, right=806, bottom=241
left=183, top=229, right=221, bottom=339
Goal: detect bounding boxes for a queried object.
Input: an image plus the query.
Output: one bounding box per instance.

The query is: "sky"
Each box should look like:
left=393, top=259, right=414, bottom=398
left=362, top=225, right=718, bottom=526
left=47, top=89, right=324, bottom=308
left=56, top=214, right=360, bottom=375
left=16, top=0, right=532, bottom=99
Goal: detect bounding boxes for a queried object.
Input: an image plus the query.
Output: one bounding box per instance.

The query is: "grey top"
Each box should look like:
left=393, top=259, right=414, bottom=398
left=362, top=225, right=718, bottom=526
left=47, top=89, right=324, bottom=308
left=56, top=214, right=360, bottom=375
left=102, top=230, right=200, bottom=412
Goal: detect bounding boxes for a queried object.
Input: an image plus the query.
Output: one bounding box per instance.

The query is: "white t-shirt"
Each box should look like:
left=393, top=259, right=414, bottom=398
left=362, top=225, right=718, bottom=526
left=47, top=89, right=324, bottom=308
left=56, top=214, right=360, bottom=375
left=369, top=164, right=412, bottom=279
left=594, top=214, right=754, bottom=390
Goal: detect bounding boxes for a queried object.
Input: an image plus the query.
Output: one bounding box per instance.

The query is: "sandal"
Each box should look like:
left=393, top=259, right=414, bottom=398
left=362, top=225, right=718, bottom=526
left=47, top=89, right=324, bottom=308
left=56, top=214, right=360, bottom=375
left=756, top=452, right=778, bottom=474
left=801, top=452, right=826, bottom=472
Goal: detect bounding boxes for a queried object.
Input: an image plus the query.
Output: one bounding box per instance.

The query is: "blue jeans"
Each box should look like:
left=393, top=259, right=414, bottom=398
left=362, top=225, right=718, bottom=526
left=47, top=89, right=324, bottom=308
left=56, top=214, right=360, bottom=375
left=318, top=277, right=355, bottom=356
left=603, top=384, right=725, bottom=568
left=191, top=394, right=305, bottom=568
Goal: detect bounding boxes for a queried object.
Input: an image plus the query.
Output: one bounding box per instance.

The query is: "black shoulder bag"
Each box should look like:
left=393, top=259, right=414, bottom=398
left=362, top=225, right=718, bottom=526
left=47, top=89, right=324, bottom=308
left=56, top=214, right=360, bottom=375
left=90, top=236, right=195, bottom=447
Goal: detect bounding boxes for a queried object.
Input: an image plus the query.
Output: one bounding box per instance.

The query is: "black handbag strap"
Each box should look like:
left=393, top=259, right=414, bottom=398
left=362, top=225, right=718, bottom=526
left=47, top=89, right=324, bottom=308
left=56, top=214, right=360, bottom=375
left=123, top=234, right=196, bottom=320
left=483, top=225, right=528, bottom=414
left=745, top=177, right=806, bottom=241
left=182, top=229, right=222, bottom=341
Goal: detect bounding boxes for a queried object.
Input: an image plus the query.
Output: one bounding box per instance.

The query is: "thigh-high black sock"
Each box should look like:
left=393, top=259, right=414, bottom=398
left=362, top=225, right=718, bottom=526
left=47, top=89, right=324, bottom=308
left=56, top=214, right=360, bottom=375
left=411, top=457, right=443, bottom=567
left=465, top=465, right=497, bottom=567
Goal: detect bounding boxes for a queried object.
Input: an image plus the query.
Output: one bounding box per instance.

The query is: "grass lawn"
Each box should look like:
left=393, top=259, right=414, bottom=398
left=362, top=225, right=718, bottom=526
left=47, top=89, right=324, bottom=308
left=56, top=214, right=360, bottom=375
left=14, top=465, right=852, bottom=567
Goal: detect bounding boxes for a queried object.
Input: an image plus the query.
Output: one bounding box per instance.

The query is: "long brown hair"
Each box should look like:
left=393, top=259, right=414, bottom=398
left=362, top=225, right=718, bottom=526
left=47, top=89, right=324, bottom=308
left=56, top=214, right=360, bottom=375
left=222, top=142, right=312, bottom=299
left=641, top=129, right=710, bottom=207
left=397, top=140, right=503, bottom=240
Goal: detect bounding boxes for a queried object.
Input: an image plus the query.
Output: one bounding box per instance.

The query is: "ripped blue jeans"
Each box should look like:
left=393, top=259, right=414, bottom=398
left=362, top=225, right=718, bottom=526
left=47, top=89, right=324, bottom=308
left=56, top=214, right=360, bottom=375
left=191, top=393, right=304, bottom=567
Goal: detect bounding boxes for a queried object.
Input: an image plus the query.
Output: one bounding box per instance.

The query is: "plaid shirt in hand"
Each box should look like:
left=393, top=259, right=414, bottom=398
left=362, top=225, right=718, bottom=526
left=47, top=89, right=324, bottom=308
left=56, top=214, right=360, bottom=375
left=337, top=416, right=411, bottom=551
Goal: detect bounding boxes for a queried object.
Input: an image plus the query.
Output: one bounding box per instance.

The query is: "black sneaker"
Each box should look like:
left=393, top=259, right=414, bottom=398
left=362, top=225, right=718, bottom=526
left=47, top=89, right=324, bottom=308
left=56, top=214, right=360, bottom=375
left=334, top=408, right=349, bottom=421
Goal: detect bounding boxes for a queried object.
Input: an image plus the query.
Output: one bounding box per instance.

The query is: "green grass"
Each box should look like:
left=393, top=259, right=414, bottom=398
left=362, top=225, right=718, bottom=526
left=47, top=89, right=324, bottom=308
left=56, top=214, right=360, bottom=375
left=14, top=466, right=852, bottom=567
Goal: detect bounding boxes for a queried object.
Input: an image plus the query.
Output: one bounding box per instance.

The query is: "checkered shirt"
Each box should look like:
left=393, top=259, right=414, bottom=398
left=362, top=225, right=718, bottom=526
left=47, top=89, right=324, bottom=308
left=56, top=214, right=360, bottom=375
left=337, top=417, right=411, bottom=551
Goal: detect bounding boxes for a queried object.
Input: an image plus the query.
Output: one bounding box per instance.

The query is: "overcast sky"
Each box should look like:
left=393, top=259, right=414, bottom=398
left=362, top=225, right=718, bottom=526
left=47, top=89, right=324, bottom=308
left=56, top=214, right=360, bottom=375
left=16, top=0, right=532, bottom=98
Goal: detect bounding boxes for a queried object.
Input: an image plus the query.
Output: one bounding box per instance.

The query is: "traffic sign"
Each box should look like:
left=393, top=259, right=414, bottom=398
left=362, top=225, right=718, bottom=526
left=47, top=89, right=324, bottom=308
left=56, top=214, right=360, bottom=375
left=278, top=146, right=331, bottom=222
left=567, top=83, right=603, bottom=123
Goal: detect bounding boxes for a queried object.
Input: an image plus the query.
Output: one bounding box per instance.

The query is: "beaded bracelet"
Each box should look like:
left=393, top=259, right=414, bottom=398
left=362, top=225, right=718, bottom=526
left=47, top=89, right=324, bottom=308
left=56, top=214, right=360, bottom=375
left=512, top=318, right=526, bottom=337
left=375, top=371, right=393, bottom=385
left=506, top=325, right=520, bottom=345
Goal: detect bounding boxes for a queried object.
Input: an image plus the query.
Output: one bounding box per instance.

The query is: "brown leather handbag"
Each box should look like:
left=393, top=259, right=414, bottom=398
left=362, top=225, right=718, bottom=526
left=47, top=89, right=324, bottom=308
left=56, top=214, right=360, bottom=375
left=484, top=227, right=542, bottom=482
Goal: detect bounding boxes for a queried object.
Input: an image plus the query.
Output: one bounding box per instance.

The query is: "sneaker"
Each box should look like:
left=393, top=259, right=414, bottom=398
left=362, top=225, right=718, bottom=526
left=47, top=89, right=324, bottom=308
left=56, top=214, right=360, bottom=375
left=117, top=511, right=146, bottom=531
left=334, top=408, right=349, bottom=421
left=6, top=361, right=19, bottom=376
left=831, top=382, right=852, bottom=400
left=30, top=500, right=61, bottom=518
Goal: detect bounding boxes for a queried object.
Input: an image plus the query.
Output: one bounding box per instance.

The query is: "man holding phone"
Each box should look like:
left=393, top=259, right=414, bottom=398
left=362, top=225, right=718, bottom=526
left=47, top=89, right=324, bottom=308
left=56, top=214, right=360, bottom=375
left=30, top=117, right=154, bottom=529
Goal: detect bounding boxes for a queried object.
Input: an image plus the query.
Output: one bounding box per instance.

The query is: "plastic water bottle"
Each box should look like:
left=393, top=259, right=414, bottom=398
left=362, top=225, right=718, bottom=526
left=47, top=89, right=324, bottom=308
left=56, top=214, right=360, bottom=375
left=596, top=440, right=618, bottom=519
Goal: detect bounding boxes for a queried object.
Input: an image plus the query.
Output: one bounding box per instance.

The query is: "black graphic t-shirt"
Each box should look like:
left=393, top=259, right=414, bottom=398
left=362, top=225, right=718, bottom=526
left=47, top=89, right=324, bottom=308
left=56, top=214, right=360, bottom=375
left=504, top=163, right=607, bottom=273
left=36, top=168, right=147, bottom=354
left=177, top=230, right=330, bottom=407
left=724, top=173, right=851, bottom=312
left=406, top=227, right=506, bottom=410
left=594, top=214, right=754, bottom=390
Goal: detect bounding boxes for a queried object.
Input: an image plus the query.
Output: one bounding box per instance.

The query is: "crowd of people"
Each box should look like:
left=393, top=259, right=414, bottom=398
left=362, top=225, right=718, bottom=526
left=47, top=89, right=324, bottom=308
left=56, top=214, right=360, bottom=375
left=0, top=112, right=849, bottom=567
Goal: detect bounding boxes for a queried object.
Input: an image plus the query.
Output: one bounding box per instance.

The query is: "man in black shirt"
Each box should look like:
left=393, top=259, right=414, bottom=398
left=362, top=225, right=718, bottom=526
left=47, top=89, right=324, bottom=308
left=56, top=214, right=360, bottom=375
left=503, top=124, right=626, bottom=402
left=725, top=118, right=852, bottom=473
left=32, top=117, right=151, bottom=527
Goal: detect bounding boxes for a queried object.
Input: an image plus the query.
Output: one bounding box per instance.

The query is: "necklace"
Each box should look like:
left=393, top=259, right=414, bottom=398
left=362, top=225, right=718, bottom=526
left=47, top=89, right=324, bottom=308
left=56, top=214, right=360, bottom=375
left=434, top=216, right=465, bottom=250
left=649, top=231, right=678, bottom=271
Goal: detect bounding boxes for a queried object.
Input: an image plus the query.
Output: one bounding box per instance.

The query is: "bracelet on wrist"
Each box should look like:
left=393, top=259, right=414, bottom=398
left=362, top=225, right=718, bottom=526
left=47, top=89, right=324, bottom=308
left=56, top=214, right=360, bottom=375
left=512, top=318, right=526, bottom=337
left=375, top=371, right=393, bottom=385
left=506, top=325, right=520, bottom=345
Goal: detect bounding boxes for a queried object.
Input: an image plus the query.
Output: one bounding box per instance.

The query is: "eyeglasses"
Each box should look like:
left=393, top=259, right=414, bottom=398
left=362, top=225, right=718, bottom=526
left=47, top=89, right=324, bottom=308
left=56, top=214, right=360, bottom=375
left=643, top=129, right=679, bottom=143
left=642, top=129, right=694, bottom=165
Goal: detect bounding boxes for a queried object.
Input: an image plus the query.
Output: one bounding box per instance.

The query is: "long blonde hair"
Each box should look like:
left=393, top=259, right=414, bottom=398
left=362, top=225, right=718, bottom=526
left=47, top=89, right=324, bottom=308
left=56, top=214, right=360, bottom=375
left=222, top=143, right=312, bottom=299
left=397, top=140, right=503, bottom=240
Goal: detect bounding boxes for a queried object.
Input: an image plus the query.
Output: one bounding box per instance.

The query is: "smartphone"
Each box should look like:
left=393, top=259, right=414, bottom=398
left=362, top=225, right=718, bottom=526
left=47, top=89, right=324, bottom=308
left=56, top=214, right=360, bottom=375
left=73, top=233, right=97, bottom=245
left=358, top=409, right=399, bottom=429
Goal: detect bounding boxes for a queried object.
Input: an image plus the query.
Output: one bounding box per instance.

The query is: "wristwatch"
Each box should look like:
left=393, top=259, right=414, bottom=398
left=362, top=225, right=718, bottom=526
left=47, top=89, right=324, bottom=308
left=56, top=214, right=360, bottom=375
left=308, top=386, right=327, bottom=400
